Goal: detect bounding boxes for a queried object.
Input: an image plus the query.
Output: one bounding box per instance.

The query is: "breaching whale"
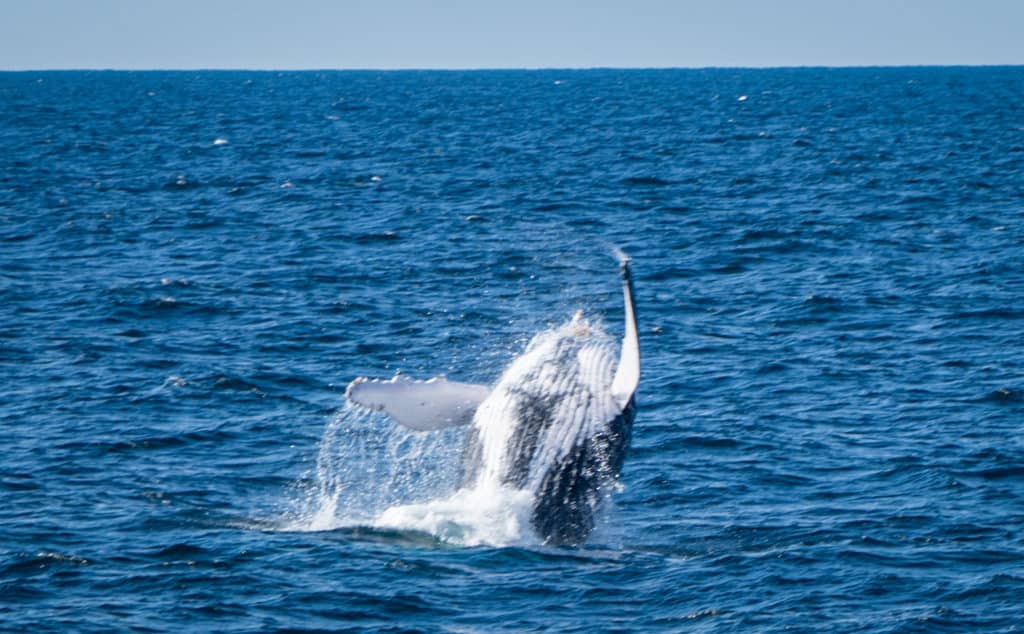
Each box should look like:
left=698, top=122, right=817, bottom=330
left=346, top=255, right=639, bottom=545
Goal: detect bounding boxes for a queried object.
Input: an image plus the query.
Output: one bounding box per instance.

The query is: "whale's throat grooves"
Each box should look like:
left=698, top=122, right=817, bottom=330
left=467, top=319, right=626, bottom=544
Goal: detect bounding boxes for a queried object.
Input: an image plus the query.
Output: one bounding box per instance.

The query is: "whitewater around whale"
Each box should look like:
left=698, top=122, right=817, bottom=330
left=345, top=255, right=639, bottom=545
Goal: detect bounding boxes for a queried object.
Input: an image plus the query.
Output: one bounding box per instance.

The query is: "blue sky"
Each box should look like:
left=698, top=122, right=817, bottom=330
left=2, top=0, right=1021, bottom=70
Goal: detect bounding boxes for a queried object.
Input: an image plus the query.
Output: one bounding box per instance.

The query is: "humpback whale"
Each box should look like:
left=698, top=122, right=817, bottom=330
left=346, top=255, right=639, bottom=545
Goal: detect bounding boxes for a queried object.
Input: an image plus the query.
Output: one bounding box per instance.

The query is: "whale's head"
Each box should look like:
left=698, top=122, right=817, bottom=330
left=345, top=254, right=639, bottom=545
left=468, top=314, right=622, bottom=497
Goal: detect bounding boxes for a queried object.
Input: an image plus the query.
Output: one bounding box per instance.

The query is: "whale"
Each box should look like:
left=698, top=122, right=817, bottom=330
left=345, top=255, right=639, bottom=545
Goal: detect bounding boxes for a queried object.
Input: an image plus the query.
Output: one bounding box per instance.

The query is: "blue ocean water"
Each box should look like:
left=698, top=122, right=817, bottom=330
left=1, top=67, right=1023, bottom=631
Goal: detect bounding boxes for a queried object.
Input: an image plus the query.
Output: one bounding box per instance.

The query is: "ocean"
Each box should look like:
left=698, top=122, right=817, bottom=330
left=2, top=67, right=1023, bottom=631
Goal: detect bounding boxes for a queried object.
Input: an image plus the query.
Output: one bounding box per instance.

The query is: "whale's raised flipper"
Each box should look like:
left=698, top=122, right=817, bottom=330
left=345, top=375, right=490, bottom=431
left=610, top=253, right=639, bottom=409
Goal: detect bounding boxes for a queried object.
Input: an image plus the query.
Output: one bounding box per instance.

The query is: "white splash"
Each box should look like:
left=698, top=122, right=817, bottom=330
left=284, top=316, right=620, bottom=547
left=374, top=486, right=535, bottom=547
left=282, top=403, right=464, bottom=533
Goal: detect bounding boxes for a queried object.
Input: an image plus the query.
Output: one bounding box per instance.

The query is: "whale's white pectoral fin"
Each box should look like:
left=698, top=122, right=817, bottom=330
left=610, top=253, right=639, bottom=409
left=345, top=374, right=490, bottom=431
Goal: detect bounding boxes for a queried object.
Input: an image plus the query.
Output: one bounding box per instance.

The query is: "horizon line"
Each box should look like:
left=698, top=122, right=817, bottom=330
left=2, top=63, right=1022, bottom=73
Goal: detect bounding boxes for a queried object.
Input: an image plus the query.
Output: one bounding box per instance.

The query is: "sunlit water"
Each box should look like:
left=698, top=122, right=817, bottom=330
left=2, top=68, right=1023, bottom=631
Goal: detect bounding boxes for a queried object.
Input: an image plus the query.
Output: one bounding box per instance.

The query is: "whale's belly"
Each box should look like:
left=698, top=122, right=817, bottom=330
left=462, top=321, right=632, bottom=544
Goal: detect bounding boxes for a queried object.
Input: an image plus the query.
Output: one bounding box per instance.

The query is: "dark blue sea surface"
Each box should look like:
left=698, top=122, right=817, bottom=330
left=2, top=68, right=1023, bottom=631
